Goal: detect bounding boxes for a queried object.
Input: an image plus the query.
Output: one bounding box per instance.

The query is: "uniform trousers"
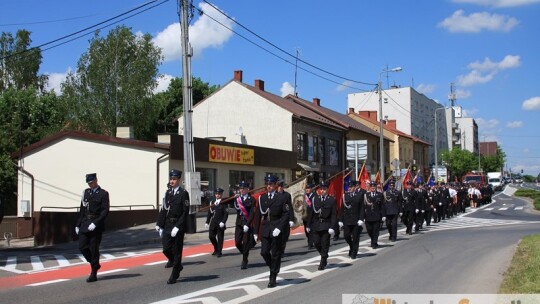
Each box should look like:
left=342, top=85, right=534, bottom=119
left=79, top=231, right=103, bottom=270
left=209, top=226, right=225, bottom=254
left=424, top=209, right=433, bottom=226
left=235, top=225, right=252, bottom=261
left=365, top=220, right=381, bottom=247
left=303, top=219, right=314, bottom=247
left=385, top=214, right=399, bottom=239
left=261, top=234, right=283, bottom=275
left=343, top=224, right=362, bottom=255
left=281, top=226, right=290, bottom=256
left=312, top=230, right=331, bottom=259
left=162, top=231, right=185, bottom=271
left=402, top=210, right=414, bottom=233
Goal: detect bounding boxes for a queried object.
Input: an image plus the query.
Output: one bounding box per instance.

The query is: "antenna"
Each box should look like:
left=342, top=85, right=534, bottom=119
left=448, top=82, right=457, bottom=106
left=294, top=48, right=300, bottom=96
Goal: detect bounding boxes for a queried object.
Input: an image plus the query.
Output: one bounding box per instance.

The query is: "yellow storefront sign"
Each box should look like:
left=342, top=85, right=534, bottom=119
left=209, top=144, right=254, bottom=165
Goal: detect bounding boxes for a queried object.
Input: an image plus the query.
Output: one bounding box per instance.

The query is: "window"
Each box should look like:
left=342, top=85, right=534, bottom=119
left=229, top=170, right=255, bottom=195
left=319, top=137, right=326, bottom=165
left=328, top=139, right=339, bottom=166
left=309, top=136, right=319, bottom=162
left=297, top=132, right=307, bottom=160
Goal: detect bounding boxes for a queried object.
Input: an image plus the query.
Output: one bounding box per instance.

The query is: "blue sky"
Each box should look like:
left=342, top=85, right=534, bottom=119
left=2, top=0, right=539, bottom=176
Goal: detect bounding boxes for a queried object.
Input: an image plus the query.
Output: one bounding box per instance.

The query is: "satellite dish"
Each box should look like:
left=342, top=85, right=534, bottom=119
left=235, top=126, right=244, bottom=136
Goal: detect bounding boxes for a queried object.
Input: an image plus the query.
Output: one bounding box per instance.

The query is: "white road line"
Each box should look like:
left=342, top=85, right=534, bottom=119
left=54, top=255, right=71, bottom=267
left=499, top=207, right=508, bottom=210
left=76, top=254, right=86, bottom=262
left=223, top=247, right=236, bottom=251
left=4, top=256, right=17, bottom=270
left=27, top=279, right=70, bottom=287
left=99, top=268, right=127, bottom=275
left=145, top=261, right=167, bottom=266
left=101, top=253, right=115, bottom=260
left=186, top=253, right=209, bottom=258
left=515, top=207, right=524, bottom=210
left=485, top=208, right=494, bottom=210
left=30, top=256, right=44, bottom=271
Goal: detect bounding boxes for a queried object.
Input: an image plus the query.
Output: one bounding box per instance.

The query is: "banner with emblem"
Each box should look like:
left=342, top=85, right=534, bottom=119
left=358, top=162, right=371, bottom=190
left=288, top=175, right=308, bottom=228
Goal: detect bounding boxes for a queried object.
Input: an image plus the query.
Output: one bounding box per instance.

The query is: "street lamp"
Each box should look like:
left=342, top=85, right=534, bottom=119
left=434, top=107, right=447, bottom=182
left=378, top=67, right=402, bottom=181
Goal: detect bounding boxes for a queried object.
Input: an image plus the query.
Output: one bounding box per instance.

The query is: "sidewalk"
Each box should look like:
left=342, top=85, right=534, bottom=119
left=1, top=212, right=235, bottom=252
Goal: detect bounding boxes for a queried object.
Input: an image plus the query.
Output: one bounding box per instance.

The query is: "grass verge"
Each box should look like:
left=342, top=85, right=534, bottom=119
left=499, top=234, right=540, bottom=293
left=514, top=189, right=540, bottom=211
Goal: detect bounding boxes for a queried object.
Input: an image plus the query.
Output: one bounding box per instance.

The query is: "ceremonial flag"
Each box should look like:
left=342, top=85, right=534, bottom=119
left=286, top=176, right=308, bottom=227
left=402, top=168, right=412, bottom=187
left=374, top=171, right=381, bottom=186
left=358, top=162, right=371, bottom=190
left=327, top=171, right=345, bottom=211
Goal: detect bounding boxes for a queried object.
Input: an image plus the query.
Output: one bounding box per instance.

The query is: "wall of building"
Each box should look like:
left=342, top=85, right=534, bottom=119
left=179, top=82, right=293, bottom=151
left=17, top=137, right=169, bottom=217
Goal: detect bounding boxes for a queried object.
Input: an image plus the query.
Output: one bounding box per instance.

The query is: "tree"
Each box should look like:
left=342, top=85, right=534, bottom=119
left=440, top=148, right=478, bottom=178
left=0, top=29, right=47, bottom=92
left=61, top=26, right=162, bottom=140
left=481, top=145, right=506, bottom=173
left=153, top=77, right=219, bottom=134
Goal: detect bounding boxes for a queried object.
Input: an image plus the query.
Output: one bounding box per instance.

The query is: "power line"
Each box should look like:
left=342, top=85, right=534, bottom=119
left=0, top=0, right=168, bottom=61
left=0, top=14, right=99, bottom=27
left=194, top=5, right=372, bottom=92
left=200, top=0, right=376, bottom=87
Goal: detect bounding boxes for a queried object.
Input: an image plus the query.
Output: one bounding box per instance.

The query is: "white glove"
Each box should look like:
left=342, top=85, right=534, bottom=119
left=434, top=208, right=437, bottom=211
left=399, top=212, right=403, bottom=217
left=253, top=234, right=258, bottom=241
left=75, top=227, right=79, bottom=235
left=205, top=223, right=209, bottom=229
left=415, top=209, right=419, bottom=214
left=88, top=223, right=96, bottom=231
left=421, top=210, right=425, bottom=213
left=272, top=228, right=281, bottom=237
left=328, top=228, right=335, bottom=235
left=243, top=225, right=249, bottom=233
left=155, top=225, right=160, bottom=232
left=357, top=220, right=364, bottom=226
left=439, top=202, right=442, bottom=206
left=306, top=227, right=311, bottom=233
left=171, top=227, right=179, bottom=237
left=289, top=221, right=294, bottom=228
left=381, top=217, right=386, bottom=221
left=219, top=222, right=225, bottom=228
left=159, top=229, right=163, bottom=238
left=338, top=222, right=344, bottom=228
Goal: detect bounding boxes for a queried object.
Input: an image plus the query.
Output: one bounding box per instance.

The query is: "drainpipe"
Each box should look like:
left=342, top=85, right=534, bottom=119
left=18, top=166, right=35, bottom=236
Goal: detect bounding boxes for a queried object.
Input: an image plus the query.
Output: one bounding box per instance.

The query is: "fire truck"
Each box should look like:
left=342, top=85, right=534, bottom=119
left=461, top=171, right=488, bottom=185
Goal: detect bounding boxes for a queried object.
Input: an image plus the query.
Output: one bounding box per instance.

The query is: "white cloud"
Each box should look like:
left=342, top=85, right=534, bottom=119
left=280, top=82, right=295, bottom=97
left=522, top=96, right=540, bottom=110
left=506, top=121, right=523, bottom=128
left=476, top=117, right=499, bottom=130
left=439, top=10, right=519, bottom=33
left=456, top=55, right=520, bottom=87
left=462, top=107, right=478, bottom=117
left=416, top=83, right=436, bottom=95
left=153, top=2, right=235, bottom=62
left=336, top=81, right=354, bottom=92
left=45, top=69, right=72, bottom=94
left=452, top=0, right=540, bottom=8
left=154, top=74, right=174, bottom=94
left=456, top=89, right=471, bottom=99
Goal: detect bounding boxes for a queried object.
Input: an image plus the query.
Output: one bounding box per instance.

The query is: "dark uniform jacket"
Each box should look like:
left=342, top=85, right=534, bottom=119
left=416, top=188, right=428, bottom=210
left=308, top=195, right=337, bottom=231
left=383, top=189, right=403, bottom=215
left=234, top=194, right=256, bottom=227
left=206, top=199, right=229, bottom=230
left=402, top=189, right=418, bottom=211
left=157, top=187, right=190, bottom=234
left=280, top=190, right=295, bottom=224
left=303, top=192, right=316, bottom=222
left=77, top=186, right=110, bottom=233
left=340, top=192, right=365, bottom=225
left=363, top=191, right=385, bottom=221
left=255, top=191, right=289, bottom=237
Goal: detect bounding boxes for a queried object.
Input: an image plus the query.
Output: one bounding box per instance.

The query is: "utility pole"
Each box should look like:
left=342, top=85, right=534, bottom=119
left=294, top=49, right=299, bottom=96
left=179, top=0, right=200, bottom=231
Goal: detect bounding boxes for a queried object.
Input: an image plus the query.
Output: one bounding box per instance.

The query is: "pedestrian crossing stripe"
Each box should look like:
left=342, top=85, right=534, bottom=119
left=425, top=217, right=532, bottom=232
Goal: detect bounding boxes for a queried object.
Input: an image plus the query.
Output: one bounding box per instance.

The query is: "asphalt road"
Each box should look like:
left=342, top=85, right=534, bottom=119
left=1, top=185, right=539, bottom=304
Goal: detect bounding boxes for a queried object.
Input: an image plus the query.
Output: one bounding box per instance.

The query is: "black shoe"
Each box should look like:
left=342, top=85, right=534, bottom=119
left=217, top=252, right=222, bottom=257
left=165, top=260, right=173, bottom=268
left=267, top=274, right=277, bottom=288
left=211, top=251, right=217, bottom=256
left=167, top=269, right=180, bottom=284
left=372, top=244, right=379, bottom=249
left=241, top=260, right=248, bottom=270
left=86, top=274, right=97, bottom=283
left=351, top=253, right=357, bottom=259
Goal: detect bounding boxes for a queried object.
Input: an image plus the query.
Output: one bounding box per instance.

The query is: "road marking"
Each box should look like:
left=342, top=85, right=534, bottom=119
left=485, top=208, right=494, bottom=210
left=145, top=261, right=166, bottom=266
left=499, top=207, right=508, bottom=210
left=186, top=253, right=209, bottom=258
left=515, top=207, right=524, bottom=210
left=54, top=255, right=71, bottom=267
left=99, top=268, right=127, bottom=275
left=27, top=279, right=69, bottom=287
left=101, top=253, right=115, bottom=260
left=30, top=256, right=44, bottom=271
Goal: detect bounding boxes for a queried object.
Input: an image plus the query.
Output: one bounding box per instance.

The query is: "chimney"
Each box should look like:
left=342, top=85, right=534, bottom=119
left=313, top=98, right=320, bottom=106
left=234, top=70, right=243, bottom=82
left=348, top=107, right=355, bottom=114
left=358, top=110, right=378, bottom=121
left=254, top=79, right=264, bottom=91
left=116, top=126, right=134, bottom=139
left=387, top=119, right=397, bottom=129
